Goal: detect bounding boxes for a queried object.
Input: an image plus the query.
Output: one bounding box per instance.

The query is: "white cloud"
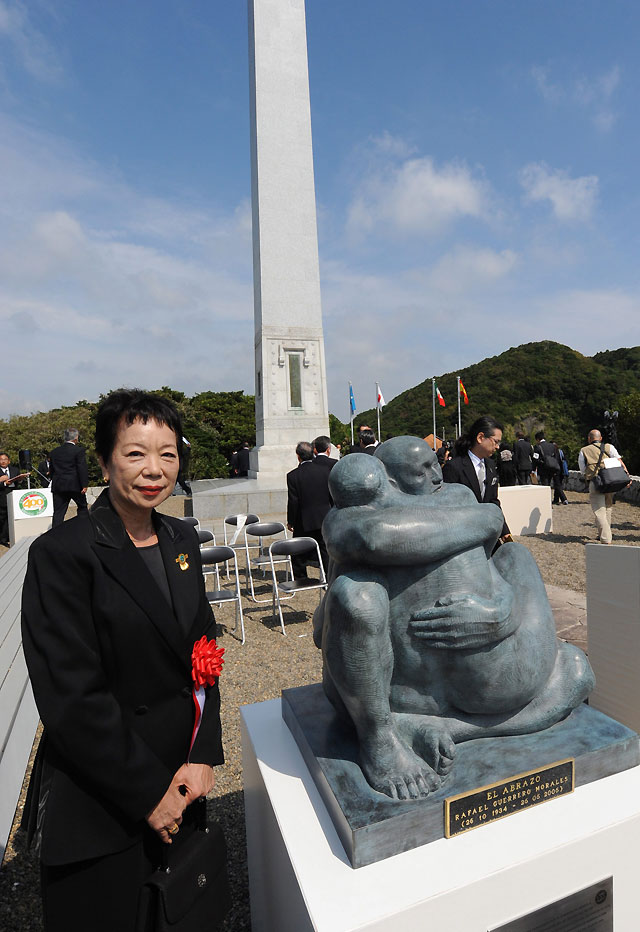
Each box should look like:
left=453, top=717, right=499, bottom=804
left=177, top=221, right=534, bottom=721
left=531, top=64, right=620, bottom=133
left=519, top=162, right=598, bottom=222
left=0, top=113, right=255, bottom=417
left=347, top=137, right=492, bottom=239
left=0, top=0, right=63, bottom=83
left=428, top=246, right=517, bottom=294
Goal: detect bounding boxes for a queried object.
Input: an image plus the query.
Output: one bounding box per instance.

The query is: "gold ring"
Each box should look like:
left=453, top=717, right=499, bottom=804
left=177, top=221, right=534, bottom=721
left=167, top=823, right=179, bottom=835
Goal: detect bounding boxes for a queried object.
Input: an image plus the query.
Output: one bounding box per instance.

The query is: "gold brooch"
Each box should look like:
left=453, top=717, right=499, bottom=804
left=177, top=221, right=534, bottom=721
left=176, top=553, right=189, bottom=571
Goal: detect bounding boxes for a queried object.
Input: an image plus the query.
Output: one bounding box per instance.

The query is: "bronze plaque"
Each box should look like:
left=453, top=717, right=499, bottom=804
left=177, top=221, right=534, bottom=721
left=445, top=758, right=574, bottom=838
left=490, top=877, right=613, bottom=931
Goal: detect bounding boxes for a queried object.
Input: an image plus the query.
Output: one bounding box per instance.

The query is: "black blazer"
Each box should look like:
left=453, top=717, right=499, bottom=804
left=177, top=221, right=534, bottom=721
left=314, top=455, right=338, bottom=472
left=0, top=463, right=21, bottom=498
left=21, top=490, right=223, bottom=866
left=442, top=453, right=510, bottom=536
left=513, top=439, right=534, bottom=471
left=287, top=461, right=333, bottom=533
left=49, top=442, right=89, bottom=492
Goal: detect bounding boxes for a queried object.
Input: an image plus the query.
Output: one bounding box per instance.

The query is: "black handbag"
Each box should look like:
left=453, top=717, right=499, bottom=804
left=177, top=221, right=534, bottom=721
left=136, top=800, right=231, bottom=932
left=591, top=443, right=629, bottom=495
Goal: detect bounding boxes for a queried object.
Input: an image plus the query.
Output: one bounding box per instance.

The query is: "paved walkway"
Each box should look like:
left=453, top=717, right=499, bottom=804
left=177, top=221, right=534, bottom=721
left=546, top=584, right=587, bottom=654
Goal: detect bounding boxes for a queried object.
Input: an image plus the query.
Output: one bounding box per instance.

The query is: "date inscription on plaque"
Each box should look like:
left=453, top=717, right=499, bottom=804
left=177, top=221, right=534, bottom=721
left=490, top=876, right=613, bottom=931
left=445, top=758, right=574, bottom=838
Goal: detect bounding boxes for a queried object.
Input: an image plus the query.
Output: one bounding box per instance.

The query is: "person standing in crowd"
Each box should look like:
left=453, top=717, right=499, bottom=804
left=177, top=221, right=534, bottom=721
left=286, top=441, right=332, bottom=578
left=175, top=436, right=192, bottom=495
left=37, top=452, right=52, bottom=487
left=513, top=431, right=534, bottom=485
left=49, top=428, right=89, bottom=527
left=551, top=443, right=568, bottom=505
left=21, top=390, right=225, bottom=932
left=497, top=442, right=517, bottom=486
left=0, top=452, right=29, bottom=546
left=442, top=415, right=512, bottom=542
left=234, top=442, right=250, bottom=477
left=579, top=429, right=628, bottom=544
left=532, top=430, right=559, bottom=486
left=313, top=435, right=338, bottom=471
left=358, top=427, right=378, bottom=454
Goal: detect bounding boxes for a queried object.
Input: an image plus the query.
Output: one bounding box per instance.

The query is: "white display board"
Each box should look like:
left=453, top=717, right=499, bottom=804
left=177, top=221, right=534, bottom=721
left=7, top=488, right=52, bottom=545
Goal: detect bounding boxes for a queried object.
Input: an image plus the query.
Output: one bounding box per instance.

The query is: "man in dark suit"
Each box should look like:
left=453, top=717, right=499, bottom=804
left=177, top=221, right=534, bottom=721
left=358, top=427, right=378, bottom=454
left=0, top=452, right=29, bottom=545
left=513, top=431, right=534, bottom=485
left=442, top=416, right=511, bottom=541
left=49, top=428, right=89, bottom=526
left=287, top=440, right=333, bottom=578
left=234, top=442, right=250, bottom=477
left=313, top=435, right=338, bottom=471
left=532, top=430, right=559, bottom=487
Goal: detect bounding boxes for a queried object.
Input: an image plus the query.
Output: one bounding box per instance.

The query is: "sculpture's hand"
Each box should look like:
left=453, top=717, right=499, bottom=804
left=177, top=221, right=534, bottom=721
left=409, top=589, right=515, bottom=649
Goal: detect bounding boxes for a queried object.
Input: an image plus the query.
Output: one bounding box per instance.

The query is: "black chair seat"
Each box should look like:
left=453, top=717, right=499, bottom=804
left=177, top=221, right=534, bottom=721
left=279, top=578, right=324, bottom=593
left=206, top=589, right=236, bottom=602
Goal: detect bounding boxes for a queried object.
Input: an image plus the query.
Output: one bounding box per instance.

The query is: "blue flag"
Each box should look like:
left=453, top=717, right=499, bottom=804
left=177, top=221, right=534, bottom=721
left=349, top=384, right=357, bottom=416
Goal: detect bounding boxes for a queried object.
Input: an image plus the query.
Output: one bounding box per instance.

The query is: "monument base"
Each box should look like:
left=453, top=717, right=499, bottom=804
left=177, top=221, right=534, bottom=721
left=282, top=683, right=639, bottom=868
left=242, top=697, right=640, bottom=932
left=191, top=477, right=287, bottom=537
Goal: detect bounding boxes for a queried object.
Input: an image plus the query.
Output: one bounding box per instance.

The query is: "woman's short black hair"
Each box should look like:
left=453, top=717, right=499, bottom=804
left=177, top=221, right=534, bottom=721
left=95, top=389, right=183, bottom=464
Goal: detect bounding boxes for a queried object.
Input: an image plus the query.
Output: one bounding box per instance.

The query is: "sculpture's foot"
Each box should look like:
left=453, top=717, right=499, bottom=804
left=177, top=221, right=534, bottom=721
left=394, top=713, right=456, bottom=779
left=359, top=729, right=441, bottom=800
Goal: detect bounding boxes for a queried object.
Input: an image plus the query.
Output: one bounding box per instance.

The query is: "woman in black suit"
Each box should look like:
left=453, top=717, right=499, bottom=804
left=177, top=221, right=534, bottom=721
left=21, top=390, right=224, bottom=932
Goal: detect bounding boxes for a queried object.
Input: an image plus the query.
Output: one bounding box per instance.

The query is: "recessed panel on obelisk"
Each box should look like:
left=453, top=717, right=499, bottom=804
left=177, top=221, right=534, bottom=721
left=248, top=0, right=329, bottom=478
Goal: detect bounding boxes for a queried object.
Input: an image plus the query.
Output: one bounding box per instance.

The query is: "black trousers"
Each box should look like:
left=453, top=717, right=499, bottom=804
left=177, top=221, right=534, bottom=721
left=516, top=470, right=531, bottom=485
left=0, top=497, right=8, bottom=543
left=52, top=490, right=88, bottom=527
left=41, top=835, right=157, bottom=932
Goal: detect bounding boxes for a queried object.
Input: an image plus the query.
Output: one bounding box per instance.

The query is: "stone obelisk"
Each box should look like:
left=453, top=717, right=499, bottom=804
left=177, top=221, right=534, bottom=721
left=248, top=0, right=330, bottom=478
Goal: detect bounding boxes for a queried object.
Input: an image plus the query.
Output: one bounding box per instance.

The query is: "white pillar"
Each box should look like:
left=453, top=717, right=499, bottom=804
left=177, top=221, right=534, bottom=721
left=248, top=0, right=329, bottom=478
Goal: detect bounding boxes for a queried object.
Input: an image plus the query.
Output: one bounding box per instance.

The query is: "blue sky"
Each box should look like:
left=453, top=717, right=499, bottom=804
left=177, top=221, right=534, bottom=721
left=1, top=1, right=639, bottom=422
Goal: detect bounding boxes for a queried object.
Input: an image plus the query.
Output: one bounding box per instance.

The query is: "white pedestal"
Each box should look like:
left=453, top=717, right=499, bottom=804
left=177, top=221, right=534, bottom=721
left=587, top=544, right=640, bottom=733
left=499, top=484, right=553, bottom=536
left=7, top=488, right=52, bottom=545
left=242, top=699, right=640, bottom=931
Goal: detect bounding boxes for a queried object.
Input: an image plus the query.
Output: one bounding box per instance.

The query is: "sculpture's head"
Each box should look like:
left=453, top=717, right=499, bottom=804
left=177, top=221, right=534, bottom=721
left=375, top=436, right=443, bottom=496
left=329, top=452, right=387, bottom=508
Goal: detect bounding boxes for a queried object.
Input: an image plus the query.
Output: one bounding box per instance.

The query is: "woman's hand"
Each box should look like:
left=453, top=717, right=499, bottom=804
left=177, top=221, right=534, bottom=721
left=174, top=762, right=215, bottom=804
left=145, top=774, right=189, bottom=844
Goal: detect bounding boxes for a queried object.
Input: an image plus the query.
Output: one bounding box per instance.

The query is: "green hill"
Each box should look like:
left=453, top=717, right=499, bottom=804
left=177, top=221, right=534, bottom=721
left=352, top=341, right=640, bottom=471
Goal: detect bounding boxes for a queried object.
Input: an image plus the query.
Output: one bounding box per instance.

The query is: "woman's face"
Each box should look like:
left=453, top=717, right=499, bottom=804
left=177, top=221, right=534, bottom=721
left=101, top=417, right=180, bottom=516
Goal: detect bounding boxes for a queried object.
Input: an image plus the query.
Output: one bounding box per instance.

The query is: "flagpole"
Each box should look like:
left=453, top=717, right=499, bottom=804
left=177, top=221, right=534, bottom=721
left=376, top=382, right=381, bottom=440
left=457, top=376, right=462, bottom=438
left=432, top=378, right=436, bottom=450
left=349, top=381, right=354, bottom=446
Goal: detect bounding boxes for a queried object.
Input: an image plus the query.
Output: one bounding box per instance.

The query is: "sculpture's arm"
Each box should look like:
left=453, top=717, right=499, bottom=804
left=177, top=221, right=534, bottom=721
left=324, top=501, right=502, bottom=566
left=408, top=576, right=516, bottom=649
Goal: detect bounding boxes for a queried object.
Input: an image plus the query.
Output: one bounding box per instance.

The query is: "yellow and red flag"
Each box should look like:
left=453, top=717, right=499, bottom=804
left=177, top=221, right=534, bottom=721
left=460, top=380, right=469, bottom=404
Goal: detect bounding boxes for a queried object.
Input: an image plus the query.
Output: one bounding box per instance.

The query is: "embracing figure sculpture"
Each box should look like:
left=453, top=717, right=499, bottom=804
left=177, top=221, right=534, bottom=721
left=313, top=437, right=594, bottom=801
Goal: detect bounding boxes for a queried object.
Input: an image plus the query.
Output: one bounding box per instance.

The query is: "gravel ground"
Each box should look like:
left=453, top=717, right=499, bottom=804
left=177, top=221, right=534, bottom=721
left=1, top=488, right=638, bottom=930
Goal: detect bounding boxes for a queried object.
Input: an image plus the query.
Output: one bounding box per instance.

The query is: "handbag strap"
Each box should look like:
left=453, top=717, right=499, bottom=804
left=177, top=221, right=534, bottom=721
left=159, top=797, right=208, bottom=872
left=593, top=442, right=606, bottom=475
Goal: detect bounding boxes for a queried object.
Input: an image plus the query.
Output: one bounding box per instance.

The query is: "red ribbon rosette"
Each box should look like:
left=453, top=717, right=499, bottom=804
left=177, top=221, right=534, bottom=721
left=188, top=636, right=224, bottom=758
left=191, top=635, right=225, bottom=688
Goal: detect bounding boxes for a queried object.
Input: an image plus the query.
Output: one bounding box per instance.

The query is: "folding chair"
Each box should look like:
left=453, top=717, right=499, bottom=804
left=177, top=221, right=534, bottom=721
left=197, top=529, right=215, bottom=547
left=268, top=537, right=328, bottom=635
left=223, top=513, right=260, bottom=579
left=200, top=545, right=245, bottom=644
left=243, top=521, right=289, bottom=603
